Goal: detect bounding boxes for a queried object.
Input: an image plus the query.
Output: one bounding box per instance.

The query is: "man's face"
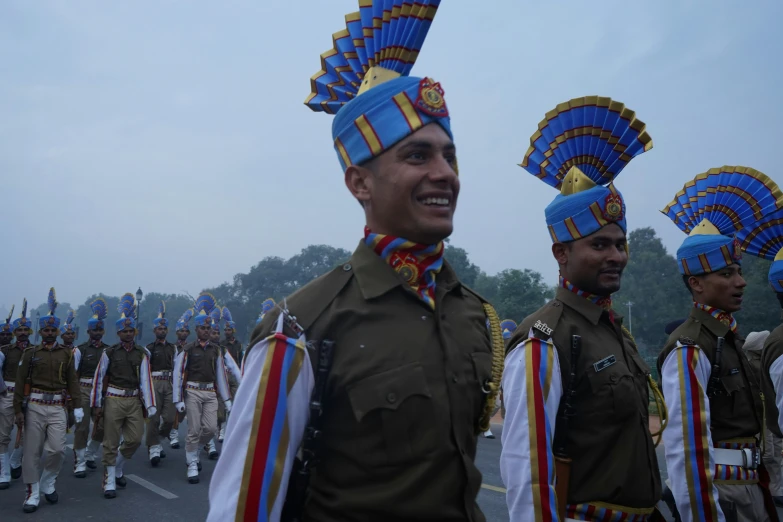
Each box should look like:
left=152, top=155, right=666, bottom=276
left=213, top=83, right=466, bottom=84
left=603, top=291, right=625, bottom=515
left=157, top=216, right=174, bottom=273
left=118, top=328, right=136, bottom=343
left=0, top=332, right=12, bottom=345
left=154, top=326, right=168, bottom=340
left=688, top=264, right=746, bottom=313
left=553, top=224, right=628, bottom=296
left=40, top=326, right=59, bottom=343
left=14, top=327, right=30, bottom=342
left=196, top=325, right=210, bottom=341
left=346, top=123, right=460, bottom=245
left=176, top=329, right=189, bottom=341
left=89, top=327, right=105, bottom=341
left=209, top=328, right=221, bottom=342
left=61, top=331, right=76, bottom=345
left=225, top=327, right=235, bottom=338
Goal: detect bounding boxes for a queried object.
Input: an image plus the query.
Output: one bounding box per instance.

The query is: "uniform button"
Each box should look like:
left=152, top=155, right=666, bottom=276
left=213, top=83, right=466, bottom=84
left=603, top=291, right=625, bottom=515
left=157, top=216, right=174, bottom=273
left=610, top=375, right=618, bottom=383
left=343, top=263, right=352, bottom=271
left=386, top=393, right=397, bottom=404
left=552, top=302, right=560, bottom=307
left=452, top=375, right=458, bottom=383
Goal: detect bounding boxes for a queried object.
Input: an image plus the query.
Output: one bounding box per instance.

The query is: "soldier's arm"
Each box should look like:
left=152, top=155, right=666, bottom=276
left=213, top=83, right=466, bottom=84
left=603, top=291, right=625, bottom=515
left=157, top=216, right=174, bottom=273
left=172, top=350, right=187, bottom=404
left=90, top=350, right=110, bottom=408
left=13, top=349, right=32, bottom=414
left=207, top=315, right=314, bottom=522
left=763, top=336, right=783, bottom=435
left=66, top=351, right=82, bottom=409
left=139, top=353, right=156, bottom=411
left=500, top=332, right=563, bottom=521
left=660, top=341, right=722, bottom=522
left=73, top=346, right=82, bottom=372
left=214, top=350, right=233, bottom=406
left=223, top=349, right=242, bottom=385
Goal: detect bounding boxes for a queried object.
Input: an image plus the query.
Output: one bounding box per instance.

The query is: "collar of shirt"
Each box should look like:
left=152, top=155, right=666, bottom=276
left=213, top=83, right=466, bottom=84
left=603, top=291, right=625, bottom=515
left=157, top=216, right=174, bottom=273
left=41, top=342, right=59, bottom=351
left=692, top=302, right=738, bottom=336
left=15, top=341, right=29, bottom=350
left=351, top=240, right=461, bottom=302
left=555, top=286, right=624, bottom=327
left=91, top=340, right=103, bottom=349
left=121, top=342, right=135, bottom=352
left=225, top=337, right=236, bottom=344
left=198, top=340, right=209, bottom=349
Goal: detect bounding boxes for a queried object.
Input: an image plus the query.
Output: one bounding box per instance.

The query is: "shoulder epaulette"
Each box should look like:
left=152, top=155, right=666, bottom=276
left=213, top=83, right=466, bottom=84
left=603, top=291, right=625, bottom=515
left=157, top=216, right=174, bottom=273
left=528, top=300, right=565, bottom=340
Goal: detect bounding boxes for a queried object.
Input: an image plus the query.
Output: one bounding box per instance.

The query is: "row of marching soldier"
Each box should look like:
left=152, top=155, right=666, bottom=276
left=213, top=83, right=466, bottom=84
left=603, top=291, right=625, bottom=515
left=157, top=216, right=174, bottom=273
left=0, top=289, right=248, bottom=513
left=205, top=1, right=783, bottom=522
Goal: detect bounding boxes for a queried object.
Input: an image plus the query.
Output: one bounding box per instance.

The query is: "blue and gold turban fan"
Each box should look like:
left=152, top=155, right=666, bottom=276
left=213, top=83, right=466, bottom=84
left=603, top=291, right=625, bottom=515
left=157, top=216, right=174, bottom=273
left=153, top=300, right=168, bottom=329
left=521, top=96, right=653, bottom=243
left=1, top=305, right=14, bottom=334
left=39, top=287, right=61, bottom=330
left=115, top=293, right=137, bottom=332
left=222, top=306, right=236, bottom=330
left=177, top=308, right=193, bottom=332
left=87, top=298, right=108, bottom=330
left=210, top=305, right=222, bottom=332
left=194, top=293, right=217, bottom=327
left=662, top=166, right=782, bottom=275
left=11, top=299, right=31, bottom=331
left=60, top=309, right=76, bottom=335
left=305, top=0, right=450, bottom=172
left=256, top=297, right=276, bottom=325
left=738, top=207, right=783, bottom=292
left=500, top=319, right=517, bottom=341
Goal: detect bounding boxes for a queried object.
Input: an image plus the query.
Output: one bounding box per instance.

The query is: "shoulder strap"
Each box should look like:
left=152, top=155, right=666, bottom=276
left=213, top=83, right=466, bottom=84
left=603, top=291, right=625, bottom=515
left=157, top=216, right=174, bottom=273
left=479, top=303, right=504, bottom=434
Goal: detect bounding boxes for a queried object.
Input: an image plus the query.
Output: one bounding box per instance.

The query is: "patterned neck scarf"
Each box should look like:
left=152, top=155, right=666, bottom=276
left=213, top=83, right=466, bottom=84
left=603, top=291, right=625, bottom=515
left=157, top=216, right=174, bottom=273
left=121, top=341, right=135, bottom=352
left=91, top=339, right=103, bottom=349
left=559, top=276, right=613, bottom=310
left=694, top=302, right=738, bottom=333
left=16, top=341, right=29, bottom=350
left=364, top=227, right=445, bottom=310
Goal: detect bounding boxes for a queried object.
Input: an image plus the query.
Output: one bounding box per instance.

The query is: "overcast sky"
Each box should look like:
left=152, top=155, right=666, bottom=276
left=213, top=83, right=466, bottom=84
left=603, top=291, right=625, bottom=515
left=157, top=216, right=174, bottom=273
left=1, top=0, right=781, bottom=312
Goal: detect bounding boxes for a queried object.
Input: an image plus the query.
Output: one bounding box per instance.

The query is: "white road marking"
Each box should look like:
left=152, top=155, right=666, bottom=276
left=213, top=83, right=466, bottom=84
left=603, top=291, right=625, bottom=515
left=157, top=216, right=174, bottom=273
left=125, top=474, right=179, bottom=499
left=481, top=483, right=506, bottom=493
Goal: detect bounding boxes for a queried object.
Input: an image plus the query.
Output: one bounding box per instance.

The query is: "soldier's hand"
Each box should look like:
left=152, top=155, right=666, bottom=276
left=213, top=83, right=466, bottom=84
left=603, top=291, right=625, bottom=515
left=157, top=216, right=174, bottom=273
left=175, top=402, right=186, bottom=413
left=74, top=408, right=85, bottom=424
left=224, top=400, right=232, bottom=413
left=93, top=407, right=102, bottom=417
left=15, top=412, right=24, bottom=429
left=147, top=406, right=157, bottom=417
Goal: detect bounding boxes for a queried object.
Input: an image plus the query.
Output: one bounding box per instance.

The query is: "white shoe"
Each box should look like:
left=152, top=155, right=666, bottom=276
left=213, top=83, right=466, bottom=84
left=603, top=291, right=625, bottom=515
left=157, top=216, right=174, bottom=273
left=103, top=466, right=116, bottom=497
left=10, top=446, right=22, bottom=468
left=218, top=424, right=226, bottom=442
left=0, top=453, right=10, bottom=486
left=116, top=453, right=126, bottom=480
left=23, top=482, right=39, bottom=510
left=186, top=451, right=199, bottom=484
left=149, top=444, right=162, bottom=467
left=73, top=448, right=87, bottom=476
left=483, top=429, right=495, bottom=439
left=39, top=469, right=57, bottom=495
left=169, top=428, right=179, bottom=448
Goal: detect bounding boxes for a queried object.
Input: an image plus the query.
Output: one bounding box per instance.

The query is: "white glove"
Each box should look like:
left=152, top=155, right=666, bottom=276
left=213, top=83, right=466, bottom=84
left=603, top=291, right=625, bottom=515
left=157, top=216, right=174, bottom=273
left=147, top=406, right=157, bottom=417
left=175, top=402, right=186, bottom=413
left=224, top=400, right=232, bottom=413
left=74, top=408, right=84, bottom=424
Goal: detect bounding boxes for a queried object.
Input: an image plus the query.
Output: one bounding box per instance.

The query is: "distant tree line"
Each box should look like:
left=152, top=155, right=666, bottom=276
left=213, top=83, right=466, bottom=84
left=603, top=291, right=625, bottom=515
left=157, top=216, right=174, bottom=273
left=16, top=228, right=780, bottom=364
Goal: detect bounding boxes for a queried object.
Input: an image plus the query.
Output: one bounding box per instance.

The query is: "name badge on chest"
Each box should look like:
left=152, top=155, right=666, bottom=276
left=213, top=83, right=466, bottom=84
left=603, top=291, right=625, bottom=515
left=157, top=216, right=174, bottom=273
left=593, top=354, right=616, bottom=373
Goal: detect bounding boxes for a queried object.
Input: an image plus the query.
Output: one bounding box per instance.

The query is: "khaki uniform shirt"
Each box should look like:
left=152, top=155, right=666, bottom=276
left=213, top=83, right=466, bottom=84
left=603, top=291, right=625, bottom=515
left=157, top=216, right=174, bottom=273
left=75, top=341, right=109, bottom=379
left=761, top=319, right=783, bottom=438
left=105, top=343, right=147, bottom=390
left=183, top=341, right=221, bottom=383
left=14, top=343, right=81, bottom=414
left=146, top=340, right=177, bottom=373
left=1, top=342, right=28, bottom=382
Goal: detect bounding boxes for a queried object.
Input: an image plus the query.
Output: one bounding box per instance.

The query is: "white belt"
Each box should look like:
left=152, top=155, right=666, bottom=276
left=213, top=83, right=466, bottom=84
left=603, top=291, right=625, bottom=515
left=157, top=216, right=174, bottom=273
left=106, top=386, right=139, bottom=398
left=713, top=447, right=759, bottom=469
left=151, top=371, right=172, bottom=379
left=186, top=381, right=214, bottom=391
left=3, top=380, right=14, bottom=392
left=79, top=377, right=93, bottom=387
left=30, top=392, right=64, bottom=403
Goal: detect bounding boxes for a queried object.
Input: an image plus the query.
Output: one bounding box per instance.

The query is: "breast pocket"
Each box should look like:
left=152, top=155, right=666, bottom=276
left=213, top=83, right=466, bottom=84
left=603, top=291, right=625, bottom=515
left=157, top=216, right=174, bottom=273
left=347, top=363, right=436, bottom=466
left=717, top=372, right=747, bottom=416
left=586, top=362, right=637, bottom=421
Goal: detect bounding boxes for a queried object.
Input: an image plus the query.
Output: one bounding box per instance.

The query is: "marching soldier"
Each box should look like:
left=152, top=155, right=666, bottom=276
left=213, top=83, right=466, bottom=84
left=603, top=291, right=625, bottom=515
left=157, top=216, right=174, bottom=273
left=172, top=293, right=231, bottom=484
left=91, top=293, right=156, bottom=499
left=741, top=207, right=783, bottom=509
left=219, top=306, right=242, bottom=442
left=72, top=298, right=109, bottom=477
left=501, top=98, right=663, bottom=521
left=60, top=311, right=77, bottom=428
left=14, top=289, right=83, bottom=513
left=144, top=301, right=176, bottom=467
left=208, top=3, right=504, bottom=520
left=0, top=306, right=13, bottom=346
left=659, top=168, right=781, bottom=521
left=0, top=303, right=26, bottom=490
left=169, top=308, right=193, bottom=450
left=212, top=306, right=241, bottom=444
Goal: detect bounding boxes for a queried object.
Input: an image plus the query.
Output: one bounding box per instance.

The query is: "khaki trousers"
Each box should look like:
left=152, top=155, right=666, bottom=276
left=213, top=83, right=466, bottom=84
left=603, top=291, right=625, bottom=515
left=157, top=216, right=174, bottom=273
left=185, top=389, right=217, bottom=452
left=22, top=402, right=66, bottom=484
left=0, top=394, right=14, bottom=455
left=145, top=380, right=174, bottom=446
left=763, top=426, right=783, bottom=496
left=101, top=396, right=144, bottom=466
left=716, top=483, right=771, bottom=522
left=73, top=385, right=104, bottom=450
left=217, top=379, right=238, bottom=426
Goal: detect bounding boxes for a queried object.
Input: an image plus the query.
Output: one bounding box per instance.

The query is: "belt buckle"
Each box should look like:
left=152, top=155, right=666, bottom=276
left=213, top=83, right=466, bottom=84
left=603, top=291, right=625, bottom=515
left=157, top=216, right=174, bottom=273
left=198, top=383, right=209, bottom=390
left=42, top=393, right=55, bottom=402
left=746, top=447, right=760, bottom=470
left=124, top=388, right=135, bottom=397
left=162, top=371, right=171, bottom=378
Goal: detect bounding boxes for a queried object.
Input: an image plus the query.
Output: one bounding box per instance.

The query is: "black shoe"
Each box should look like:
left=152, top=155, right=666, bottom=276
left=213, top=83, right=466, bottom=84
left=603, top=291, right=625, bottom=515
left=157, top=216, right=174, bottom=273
left=0, top=482, right=9, bottom=490
left=209, top=450, right=219, bottom=460
left=116, top=476, right=126, bottom=488
left=74, top=470, right=86, bottom=479
left=11, top=466, right=21, bottom=479
left=104, top=489, right=116, bottom=499
left=160, top=450, right=166, bottom=459
left=23, top=504, right=37, bottom=513
left=45, top=491, right=58, bottom=504
left=86, top=460, right=97, bottom=470
left=170, top=442, right=179, bottom=449
left=188, top=476, right=199, bottom=484
left=774, top=495, right=783, bottom=508
left=151, top=456, right=160, bottom=467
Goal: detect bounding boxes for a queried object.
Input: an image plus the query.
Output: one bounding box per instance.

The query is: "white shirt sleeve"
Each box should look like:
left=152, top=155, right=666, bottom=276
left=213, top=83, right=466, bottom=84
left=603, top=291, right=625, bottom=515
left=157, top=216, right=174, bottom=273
left=768, top=353, right=783, bottom=434
left=223, top=350, right=243, bottom=385
left=172, top=350, right=187, bottom=403
left=660, top=343, right=724, bottom=522
left=90, top=350, right=110, bottom=408
left=215, top=349, right=232, bottom=404
left=139, top=354, right=156, bottom=410
left=207, top=315, right=313, bottom=522
left=72, top=347, right=82, bottom=372
left=500, top=330, right=563, bottom=521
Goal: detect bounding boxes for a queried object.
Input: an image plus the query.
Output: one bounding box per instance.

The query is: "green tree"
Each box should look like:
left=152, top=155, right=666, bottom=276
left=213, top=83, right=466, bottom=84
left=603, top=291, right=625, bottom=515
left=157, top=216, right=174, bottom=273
left=444, top=245, right=481, bottom=287
left=735, top=255, right=779, bottom=335
left=491, top=269, right=550, bottom=322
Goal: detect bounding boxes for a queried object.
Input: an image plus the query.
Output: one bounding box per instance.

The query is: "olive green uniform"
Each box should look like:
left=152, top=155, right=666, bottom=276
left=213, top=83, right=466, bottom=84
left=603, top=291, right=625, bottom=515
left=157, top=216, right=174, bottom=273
left=145, top=340, right=177, bottom=450
left=73, top=341, right=108, bottom=463
left=0, top=342, right=27, bottom=484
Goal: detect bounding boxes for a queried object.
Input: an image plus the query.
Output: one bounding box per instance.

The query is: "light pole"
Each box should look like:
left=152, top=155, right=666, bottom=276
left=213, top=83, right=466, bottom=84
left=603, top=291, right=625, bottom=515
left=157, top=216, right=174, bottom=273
left=136, top=287, right=143, bottom=341
left=625, top=301, right=634, bottom=335
left=34, top=311, right=40, bottom=344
